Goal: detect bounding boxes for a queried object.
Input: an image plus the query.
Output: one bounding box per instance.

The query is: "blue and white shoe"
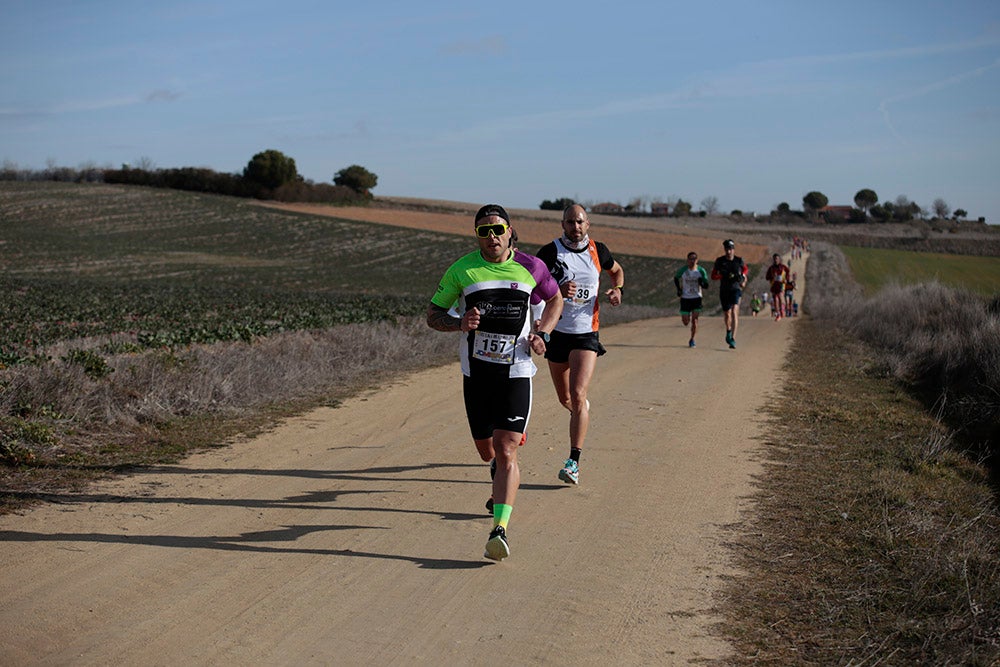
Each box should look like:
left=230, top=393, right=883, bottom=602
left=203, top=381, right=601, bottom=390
left=688, top=338, right=696, bottom=348
left=558, top=458, right=579, bottom=485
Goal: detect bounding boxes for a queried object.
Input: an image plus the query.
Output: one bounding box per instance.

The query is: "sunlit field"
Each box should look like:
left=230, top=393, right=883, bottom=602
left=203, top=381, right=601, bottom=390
left=842, top=245, right=1000, bottom=296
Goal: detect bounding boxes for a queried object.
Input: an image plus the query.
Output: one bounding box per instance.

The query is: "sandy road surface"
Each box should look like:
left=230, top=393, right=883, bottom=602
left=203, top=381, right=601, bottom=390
left=0, top=317, right=803, bottom=665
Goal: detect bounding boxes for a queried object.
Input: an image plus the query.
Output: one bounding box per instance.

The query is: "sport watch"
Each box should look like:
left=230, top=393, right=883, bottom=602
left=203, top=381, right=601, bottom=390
left=536, top=331, right=550, bottom=343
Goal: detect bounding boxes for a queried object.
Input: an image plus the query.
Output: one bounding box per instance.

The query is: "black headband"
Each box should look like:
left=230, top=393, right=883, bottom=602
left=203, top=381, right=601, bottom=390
left=475, top=204, right=510, bottom=224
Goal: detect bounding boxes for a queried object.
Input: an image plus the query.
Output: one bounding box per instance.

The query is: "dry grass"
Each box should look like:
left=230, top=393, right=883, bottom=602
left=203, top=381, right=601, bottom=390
left=0, top=318, right=455, bottom=507
left=720, top=319, right=1000, bottom=664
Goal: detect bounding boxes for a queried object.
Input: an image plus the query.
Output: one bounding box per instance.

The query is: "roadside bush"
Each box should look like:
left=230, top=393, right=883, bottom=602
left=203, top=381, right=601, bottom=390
left=848, top=282, right=1000, bottom=454
left=805, top=243, right=1000, bottom=463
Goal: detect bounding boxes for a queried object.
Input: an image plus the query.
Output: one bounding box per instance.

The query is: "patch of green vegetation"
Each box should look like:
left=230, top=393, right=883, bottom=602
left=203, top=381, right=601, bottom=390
left=0, top=182, right=677, bottom=366
left=842, top=245, right=1000, bottom=296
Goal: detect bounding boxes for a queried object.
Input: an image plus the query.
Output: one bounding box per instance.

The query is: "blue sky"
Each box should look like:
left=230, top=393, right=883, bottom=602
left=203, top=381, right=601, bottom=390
left=3, top=1, right=999, bottom=223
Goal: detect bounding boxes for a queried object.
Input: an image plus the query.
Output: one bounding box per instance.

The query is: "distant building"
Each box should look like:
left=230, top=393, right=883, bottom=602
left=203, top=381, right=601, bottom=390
left=819, top=205, right=854, bottom=222
left=650, top=203, right=670, bottom=217
left=590, top=202, right=624, bottom=215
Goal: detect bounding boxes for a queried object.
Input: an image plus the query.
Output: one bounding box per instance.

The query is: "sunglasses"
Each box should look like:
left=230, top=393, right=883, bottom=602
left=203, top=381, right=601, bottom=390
left=475, top=222, right=510, bottom=238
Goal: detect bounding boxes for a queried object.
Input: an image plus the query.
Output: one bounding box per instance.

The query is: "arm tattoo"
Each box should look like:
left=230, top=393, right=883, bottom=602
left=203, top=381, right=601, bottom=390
left=427, top=305, right=461, bottom=332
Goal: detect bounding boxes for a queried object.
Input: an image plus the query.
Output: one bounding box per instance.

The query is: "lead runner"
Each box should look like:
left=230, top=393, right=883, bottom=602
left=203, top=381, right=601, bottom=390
left=426, top=204, right=563, bottom=561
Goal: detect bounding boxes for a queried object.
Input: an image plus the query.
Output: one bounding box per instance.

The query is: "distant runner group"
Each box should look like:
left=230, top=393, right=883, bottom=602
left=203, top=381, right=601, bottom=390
left=427, top=203, right=801, bottom=561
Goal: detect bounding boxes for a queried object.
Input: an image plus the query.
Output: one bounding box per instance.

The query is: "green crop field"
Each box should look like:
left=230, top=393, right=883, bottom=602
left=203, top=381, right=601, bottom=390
left=841, top=245, right=1000, bottom=297
left=0, top=182, right=678, bottom=366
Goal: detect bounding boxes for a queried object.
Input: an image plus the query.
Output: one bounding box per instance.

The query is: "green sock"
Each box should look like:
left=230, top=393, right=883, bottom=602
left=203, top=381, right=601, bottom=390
left=493, top=503, right=512, bottom=529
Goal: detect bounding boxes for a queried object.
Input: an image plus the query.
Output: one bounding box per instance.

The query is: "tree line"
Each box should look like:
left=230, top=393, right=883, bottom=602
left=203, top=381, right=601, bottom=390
left=543, top=189, right=981, bottom=224
left=1, top=150, right=379, bottom=206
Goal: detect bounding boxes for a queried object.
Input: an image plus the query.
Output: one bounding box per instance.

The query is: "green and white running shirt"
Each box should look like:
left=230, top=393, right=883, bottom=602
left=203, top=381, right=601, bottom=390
left=431, top=250, right=560, bottom=378
left=674, top=265, right=710, bottom=299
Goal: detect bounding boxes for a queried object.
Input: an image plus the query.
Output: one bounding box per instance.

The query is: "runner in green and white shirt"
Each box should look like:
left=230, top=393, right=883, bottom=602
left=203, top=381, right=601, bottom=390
left=427, top=204, right=563, bottom=562
left=673, top=251, right=710, bottom=348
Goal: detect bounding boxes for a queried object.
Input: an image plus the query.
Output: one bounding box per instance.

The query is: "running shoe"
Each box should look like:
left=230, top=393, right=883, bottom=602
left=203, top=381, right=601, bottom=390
left=725, top=330, right=734, bottom=346
left=558, top=458, right=579, bottom=485
left=729, top=337, right=736, bottom=349
left=484, top=525, right=510, bottom=561
left=688, top=338, right=696, bottom=348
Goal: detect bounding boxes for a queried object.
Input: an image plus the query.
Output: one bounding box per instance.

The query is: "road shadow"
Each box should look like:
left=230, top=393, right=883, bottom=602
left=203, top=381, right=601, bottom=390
left=1, top=489, right=486, bottom=521
left=0, top=527, right=491, bottom=569
left=1, top=460, right=550, bottom=568
left=132, top=460, right=487, bottom=485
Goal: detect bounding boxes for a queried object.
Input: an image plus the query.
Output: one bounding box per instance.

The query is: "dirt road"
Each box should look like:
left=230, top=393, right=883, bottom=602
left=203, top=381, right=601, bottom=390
left=0, top=284, right=805, bottom=666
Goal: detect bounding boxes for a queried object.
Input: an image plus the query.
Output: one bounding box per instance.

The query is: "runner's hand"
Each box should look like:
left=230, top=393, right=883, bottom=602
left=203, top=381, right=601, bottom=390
left=461, top=307, right=480, bottom=332
left=528, top=332, right=546, bottom=355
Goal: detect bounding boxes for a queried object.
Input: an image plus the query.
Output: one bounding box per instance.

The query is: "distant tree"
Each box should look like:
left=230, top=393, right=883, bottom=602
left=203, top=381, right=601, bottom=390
left=672, top=199, right=692, bottom=217
left=889, top=195, right=921, bottom=222
left=953, top=208, right=968, bottom=219
left=870, top=204, right=891, bottom=223
left=244, top=149, right=298, bottom=190
left=731, top=209, right=743, bottom=217
left=776, top=202, right=790, bottom=213
left=540, top=197, right=576, bottom=211
left=853, top=188, right=878, bottom=213
left=334, top=165, right=378, bottom=194
left=932, top=197, right=950, bottom=219
left=848, top=208, right=868, bottom=224
left=700, top=195, right=719, bottom=215
left=133, top=156, right=157, bottom=171
left=803, top=191, right=829, bottom=215
left=0, top=159, right=18, bottom=180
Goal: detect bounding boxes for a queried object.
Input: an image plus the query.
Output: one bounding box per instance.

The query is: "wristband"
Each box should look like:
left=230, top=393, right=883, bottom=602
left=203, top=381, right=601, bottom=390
left=614, top=285, right=624, bottom=291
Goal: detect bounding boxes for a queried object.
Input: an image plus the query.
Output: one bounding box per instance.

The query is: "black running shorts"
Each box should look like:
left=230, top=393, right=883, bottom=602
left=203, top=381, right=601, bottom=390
left=679, top=297, right=703, bottom=315
left=720, top=288, right=742, bottom=311
left=543, top=330, right=606, bottom=364
left=462, top=374, right=532, bottom=440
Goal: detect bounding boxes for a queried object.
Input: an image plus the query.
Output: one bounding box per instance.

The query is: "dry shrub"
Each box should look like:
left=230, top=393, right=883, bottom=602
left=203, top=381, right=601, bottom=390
left=0, top=317, right=454, bottom=461
left=723, top=321, right=1000, bottom=664
left=849, top=283, right=999, bottom=456
left=805, top=245, right=1000, bottom=460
